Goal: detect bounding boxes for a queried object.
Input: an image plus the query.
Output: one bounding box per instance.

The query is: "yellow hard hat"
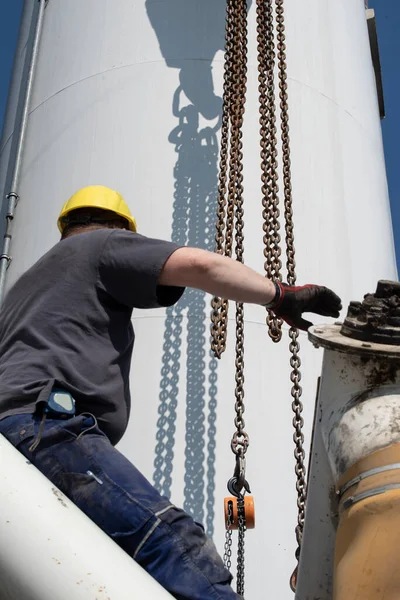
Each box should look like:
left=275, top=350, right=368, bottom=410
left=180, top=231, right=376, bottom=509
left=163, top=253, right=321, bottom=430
left=58, top=185, right=137, bottom=233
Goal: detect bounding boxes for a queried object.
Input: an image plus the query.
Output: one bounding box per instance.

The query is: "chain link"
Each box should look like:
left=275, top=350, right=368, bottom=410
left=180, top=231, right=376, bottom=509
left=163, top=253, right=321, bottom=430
left=275, top=0, right=307, bottom=589
left=257, top=0, right=306, bottom=589
left=215, top=0, right=306, bottom=592
left=211, top=0, right=248, bottom=361
left=289, top=327, right=306, bottom=591
left=211, top=0, right=235, bottom=359
left=223, top=501, right=234, bottom=571
left=210, top=0, right=249, bottom=460
left=236, top=498, right=247, bottom=597
left=211, top=1, right=249, bottom=595
left=257, top=0, right=283, bottom=344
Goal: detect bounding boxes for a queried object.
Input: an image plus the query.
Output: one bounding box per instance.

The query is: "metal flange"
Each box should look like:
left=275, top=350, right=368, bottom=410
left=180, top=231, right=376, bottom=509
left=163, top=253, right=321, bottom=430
left=308, top=323, right=400, bottom=359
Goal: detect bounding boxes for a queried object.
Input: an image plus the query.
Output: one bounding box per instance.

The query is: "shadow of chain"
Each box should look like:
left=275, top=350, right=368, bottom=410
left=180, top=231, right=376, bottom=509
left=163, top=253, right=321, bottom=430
left=153, top=96, right=219, bottom=538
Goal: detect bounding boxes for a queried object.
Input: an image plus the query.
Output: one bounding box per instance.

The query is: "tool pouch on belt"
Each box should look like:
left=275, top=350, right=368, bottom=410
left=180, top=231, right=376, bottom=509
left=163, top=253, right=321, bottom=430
left=29, top=388, right=76, bottom=452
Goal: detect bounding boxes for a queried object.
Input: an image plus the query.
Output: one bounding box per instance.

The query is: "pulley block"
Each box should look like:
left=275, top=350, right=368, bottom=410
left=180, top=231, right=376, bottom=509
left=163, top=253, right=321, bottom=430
left=224, top=496, right=255, bottom=530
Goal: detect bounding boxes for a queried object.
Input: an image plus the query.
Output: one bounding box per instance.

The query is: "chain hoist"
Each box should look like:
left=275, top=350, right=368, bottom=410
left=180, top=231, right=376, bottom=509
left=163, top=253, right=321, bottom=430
left=212, top=0, right=306, bottom=595
left=210, top=0, right=252, bottom=596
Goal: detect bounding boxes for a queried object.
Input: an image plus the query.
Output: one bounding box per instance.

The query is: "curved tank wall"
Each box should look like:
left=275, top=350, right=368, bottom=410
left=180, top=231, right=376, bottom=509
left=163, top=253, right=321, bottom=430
left=0, top=0, right=397, bottom=598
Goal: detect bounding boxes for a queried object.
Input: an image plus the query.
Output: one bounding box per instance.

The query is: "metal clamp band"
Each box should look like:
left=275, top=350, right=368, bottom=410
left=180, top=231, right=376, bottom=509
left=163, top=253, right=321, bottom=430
left=341, top=483, right=400, bottom=513
left=338, top=462, right=400, bottom=498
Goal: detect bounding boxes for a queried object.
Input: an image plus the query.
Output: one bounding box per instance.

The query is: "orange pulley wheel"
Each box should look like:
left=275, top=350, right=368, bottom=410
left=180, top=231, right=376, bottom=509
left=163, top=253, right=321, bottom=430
left=224, top=496, right=255, bottom=530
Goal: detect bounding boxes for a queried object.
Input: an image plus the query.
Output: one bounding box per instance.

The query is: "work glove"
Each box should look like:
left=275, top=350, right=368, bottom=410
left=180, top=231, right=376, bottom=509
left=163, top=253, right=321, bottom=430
left=265, top=283, right=342, bottom=331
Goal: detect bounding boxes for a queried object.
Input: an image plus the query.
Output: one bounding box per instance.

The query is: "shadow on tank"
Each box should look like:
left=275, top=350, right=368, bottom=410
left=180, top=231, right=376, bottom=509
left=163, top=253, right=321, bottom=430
left=146, top=0, right=253, bottom=537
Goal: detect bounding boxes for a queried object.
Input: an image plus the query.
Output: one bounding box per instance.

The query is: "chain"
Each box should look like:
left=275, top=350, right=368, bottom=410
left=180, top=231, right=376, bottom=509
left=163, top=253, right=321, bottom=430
left=257, top=0, right=283, bottom=343
left=275, top=0, right=306, bottom=590
left=211, top=0, right=249, bottom=497
left=215, top=0, right=306, bottom=592
left=224, top=501, right=234, bottom=571
left=211, top=0, right=248, bottom=361
left=232, top=0, right=248, bottom=456
left=211, top=0, right=235, bottom=359
left=257, top=0, right=306, bottom=589
left=211, top=1, right=249, bottom=595
left=230, top=0, right=248, bottom=465
left=236, top=498, right=247, bottom=597
left=289, top=328, right=305, bottom=591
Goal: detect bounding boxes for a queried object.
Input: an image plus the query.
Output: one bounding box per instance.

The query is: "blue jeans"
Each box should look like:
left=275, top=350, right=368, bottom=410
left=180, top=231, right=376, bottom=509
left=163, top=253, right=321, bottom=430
left=0, top=413, right=239, bottom=600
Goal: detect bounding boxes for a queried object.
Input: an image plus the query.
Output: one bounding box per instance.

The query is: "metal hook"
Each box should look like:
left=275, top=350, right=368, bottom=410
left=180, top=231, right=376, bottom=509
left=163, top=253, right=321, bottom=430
left=226, top=450, right=251, bottom=498
left=227, top=476, right=251, bottom=499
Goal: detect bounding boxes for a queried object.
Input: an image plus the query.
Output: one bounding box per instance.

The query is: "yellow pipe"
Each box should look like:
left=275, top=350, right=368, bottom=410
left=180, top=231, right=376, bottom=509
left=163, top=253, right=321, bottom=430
left=334, top=443, right=400, bottom=600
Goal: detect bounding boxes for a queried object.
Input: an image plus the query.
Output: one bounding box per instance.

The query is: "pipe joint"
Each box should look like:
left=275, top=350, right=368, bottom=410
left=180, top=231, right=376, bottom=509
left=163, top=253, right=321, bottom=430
left=0, top=255, right=12, bottom=269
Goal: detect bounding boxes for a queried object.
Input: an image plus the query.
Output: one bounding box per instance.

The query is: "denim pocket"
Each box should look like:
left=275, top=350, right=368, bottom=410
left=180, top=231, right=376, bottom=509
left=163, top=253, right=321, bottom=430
left=0, top=415, right=35, bottom=448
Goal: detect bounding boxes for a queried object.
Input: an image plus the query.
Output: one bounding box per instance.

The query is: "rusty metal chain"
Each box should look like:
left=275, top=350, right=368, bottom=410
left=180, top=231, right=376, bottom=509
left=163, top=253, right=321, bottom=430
left=211, top=0, right=248, bottom=363
left=288, top=327, right=305, bottom=591
left=232, top=0, right=248, bottom=461
left=257, top=0, right=283, bottom=344
left=236, top=498, right=247, bottom=597
left=214, top=0, right=306, bottom=592
left=223, top=501, right=233, bottom=571
left=211, top=0, right=249, bottom=594
left=210, top=0, right=249, bottom=472
left=211, top=0, right=235, bottom=359
left=275, top=0, right=307, bottom=590
left=257, top=0, right=306, bottom=590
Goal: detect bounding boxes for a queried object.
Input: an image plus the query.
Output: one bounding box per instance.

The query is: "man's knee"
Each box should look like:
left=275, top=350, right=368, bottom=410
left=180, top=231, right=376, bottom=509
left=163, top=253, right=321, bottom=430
left=159, top=506, right=233, bottom=586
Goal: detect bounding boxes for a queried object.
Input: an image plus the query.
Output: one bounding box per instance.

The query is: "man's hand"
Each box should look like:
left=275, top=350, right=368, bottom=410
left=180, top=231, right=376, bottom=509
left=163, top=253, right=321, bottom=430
left=267, top=283, right=342, bottom=331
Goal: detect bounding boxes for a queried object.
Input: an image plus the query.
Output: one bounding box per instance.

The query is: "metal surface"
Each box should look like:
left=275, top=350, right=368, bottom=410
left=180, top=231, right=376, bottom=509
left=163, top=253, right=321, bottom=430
left=297, top=322, right=400, bottom=598
left=0, top=0, right=46, bottom=305
left=0, top=434, right=173, bottom=600
left=0, top=1, right=397, bottom=599
left=309, top=323, right=400, bottom=358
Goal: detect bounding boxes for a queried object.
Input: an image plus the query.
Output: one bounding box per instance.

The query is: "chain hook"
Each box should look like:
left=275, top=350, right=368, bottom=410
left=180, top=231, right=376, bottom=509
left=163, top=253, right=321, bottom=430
left=227, top=452, right=251, bottom=498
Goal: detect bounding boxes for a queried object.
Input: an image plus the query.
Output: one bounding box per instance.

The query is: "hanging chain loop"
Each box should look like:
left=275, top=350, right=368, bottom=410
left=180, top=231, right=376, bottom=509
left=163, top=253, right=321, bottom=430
left=236, top=498, right=247, bottom=597
left=256, top=0, right=307, bottom=589
left=276, top=0, right=307, bottom=589
left=211, top=0, right=248, bottom=360
left=210, top=0, right=249, bottom=468
left=223, top=501, right=234, bottom=571
left=257, top=0, right=283, bottom=344
left=214, top=0, right=307, bottom=592
left=212, top=1, right=249, bottom=596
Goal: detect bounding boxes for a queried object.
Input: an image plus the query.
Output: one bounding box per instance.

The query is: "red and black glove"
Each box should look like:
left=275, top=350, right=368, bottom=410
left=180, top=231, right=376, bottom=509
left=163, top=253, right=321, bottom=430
left=265, top=282, right=342, bottom=331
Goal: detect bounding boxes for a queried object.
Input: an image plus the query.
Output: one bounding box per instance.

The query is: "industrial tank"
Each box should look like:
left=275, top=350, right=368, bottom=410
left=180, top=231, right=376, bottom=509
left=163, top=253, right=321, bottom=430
left=0, top=1, right=396, bottom=598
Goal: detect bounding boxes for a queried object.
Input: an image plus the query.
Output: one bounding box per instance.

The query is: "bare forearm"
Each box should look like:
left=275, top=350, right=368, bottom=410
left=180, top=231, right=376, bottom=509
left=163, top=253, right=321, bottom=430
left=159, top=247, right=342, bottom=330
left=193, top=252, right=275, bottom=304
left=160, top=248, right=276, bottom=305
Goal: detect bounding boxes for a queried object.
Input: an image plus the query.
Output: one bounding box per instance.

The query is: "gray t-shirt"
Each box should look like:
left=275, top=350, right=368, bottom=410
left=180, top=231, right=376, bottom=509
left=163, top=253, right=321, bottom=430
left=0, top=229, right=184, bottom=445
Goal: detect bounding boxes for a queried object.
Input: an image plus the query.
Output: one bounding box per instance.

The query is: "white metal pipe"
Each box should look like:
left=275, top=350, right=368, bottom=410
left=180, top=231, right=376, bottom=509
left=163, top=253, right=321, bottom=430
left=0, top=0, right=46, bottom=305
left=296, top=323, right=400, bottom=598
left=0, top=434, right=173, bottom=600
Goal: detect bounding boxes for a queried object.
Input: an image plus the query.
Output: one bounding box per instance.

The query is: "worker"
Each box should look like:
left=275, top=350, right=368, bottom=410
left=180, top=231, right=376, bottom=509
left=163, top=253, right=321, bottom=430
left=0, top=186, right=341, bottom=599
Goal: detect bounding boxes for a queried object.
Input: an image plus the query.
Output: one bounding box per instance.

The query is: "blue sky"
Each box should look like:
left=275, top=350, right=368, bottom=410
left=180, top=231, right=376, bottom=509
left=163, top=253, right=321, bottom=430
left=0, top=1, right=399, bottom=268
